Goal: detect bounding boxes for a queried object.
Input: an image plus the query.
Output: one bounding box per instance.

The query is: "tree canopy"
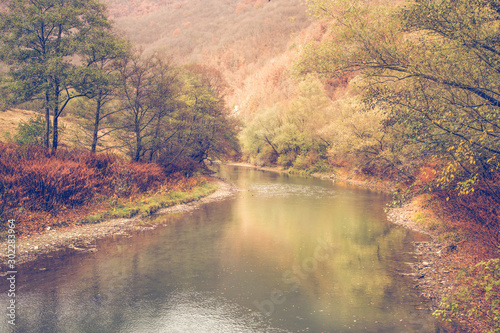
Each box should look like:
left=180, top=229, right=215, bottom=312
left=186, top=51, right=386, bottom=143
left=0, top=0, right=116, bottom=151
left=297, top=0, right=500, bottom=194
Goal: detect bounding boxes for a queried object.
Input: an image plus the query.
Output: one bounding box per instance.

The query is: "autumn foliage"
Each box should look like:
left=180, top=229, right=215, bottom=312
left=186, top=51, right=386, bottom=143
left=0, top=142, right=198, bottom=235
left=433, top=175, right=500, bottom=248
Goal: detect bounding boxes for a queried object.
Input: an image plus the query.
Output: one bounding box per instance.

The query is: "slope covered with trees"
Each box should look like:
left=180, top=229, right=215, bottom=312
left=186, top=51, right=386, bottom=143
left=106, top=0, right=311, bottom=105
left=0, top=0, right=238, bottom=164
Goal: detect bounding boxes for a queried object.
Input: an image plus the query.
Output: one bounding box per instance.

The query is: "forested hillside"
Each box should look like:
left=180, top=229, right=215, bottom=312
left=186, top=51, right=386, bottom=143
left=0, top=0, right=239, bottom=238
left=107, top=1, right=500, bottom=330
left=105, top=0, right=310, bottom=107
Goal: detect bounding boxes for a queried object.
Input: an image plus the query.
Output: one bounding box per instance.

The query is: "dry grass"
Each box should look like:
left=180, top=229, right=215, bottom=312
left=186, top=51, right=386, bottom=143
left=0, top=109, right=79, bottom=146
left=0, top=109, right=36, bottom=136
left=0, top=108, right=120, bottom=151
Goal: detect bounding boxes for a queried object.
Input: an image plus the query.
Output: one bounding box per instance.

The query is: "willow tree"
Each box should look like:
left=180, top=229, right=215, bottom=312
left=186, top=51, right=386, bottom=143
left=297, top=0, right=500, bottom=194
left=0, top=0, right=113, bottom=151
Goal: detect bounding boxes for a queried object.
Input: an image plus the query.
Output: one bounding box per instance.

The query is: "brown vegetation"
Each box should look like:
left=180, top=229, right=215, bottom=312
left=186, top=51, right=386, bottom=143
left=106, top=0, right=310, bottom=107
left=0, top=143, right=210, bottom=236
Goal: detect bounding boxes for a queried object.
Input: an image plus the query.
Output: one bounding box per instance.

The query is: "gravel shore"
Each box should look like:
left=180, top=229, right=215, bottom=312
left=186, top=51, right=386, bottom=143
left=0, top=179, right=237, bottom=270
left=387, top=203, right=450, bottom=301
left=387, top=201, right=484, bottom=332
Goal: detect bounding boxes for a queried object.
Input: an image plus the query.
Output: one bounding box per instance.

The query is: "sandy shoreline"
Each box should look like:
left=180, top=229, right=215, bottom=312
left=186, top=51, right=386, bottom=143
left=0, top=179, right=237, bottom=271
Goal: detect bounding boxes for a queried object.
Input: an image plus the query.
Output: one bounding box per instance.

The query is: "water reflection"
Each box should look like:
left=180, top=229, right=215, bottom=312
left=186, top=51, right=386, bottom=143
left=1, top=165, right=442, bottom=332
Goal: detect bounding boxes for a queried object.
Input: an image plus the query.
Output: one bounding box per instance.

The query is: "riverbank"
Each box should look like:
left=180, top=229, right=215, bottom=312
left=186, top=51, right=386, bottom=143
left=0, top=178, right=237, bottom=270
left=387, top=196, right=498, bottom=333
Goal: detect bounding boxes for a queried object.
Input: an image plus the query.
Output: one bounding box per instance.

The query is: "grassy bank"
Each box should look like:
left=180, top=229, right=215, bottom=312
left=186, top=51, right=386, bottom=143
left=79, top=180, right=217, bottom=225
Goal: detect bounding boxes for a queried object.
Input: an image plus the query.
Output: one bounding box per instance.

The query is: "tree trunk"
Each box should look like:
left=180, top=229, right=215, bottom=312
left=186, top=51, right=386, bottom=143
left=45, top=90, right=51, bottom=150
left=91, top=94, right=103, bottom=154
left=52, top=114, right=59, bottom=154
left=51, top=82, right=60, bottom=154
left=264, top=135, right=280, bottom=156
left=134, top=119, right=142, bottom=162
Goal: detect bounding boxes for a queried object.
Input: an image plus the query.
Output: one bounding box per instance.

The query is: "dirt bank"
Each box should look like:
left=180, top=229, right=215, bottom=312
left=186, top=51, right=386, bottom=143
left=0, top=179, right=237, bottom=270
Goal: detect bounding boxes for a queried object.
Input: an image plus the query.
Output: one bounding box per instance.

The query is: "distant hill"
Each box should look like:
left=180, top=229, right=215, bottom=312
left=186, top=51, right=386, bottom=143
left=104, top=0, right=312, bottom=108
left=107, top=0, right=309, bottom=59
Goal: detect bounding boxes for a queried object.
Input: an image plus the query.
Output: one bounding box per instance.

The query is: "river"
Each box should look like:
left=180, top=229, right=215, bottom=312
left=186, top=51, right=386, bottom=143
left=1, top=165, right=443, bottom=332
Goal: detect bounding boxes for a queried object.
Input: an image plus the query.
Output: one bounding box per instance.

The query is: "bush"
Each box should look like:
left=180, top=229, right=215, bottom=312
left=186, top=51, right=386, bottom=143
left=0, top=142, right=48, bottom=161
left=79, top=152, right=118, bottom=181
left=160, top=159, right=204, bottom=177
left=431, top=172, right=500, bottom=247
left=0, top=143, right=209, bottom=234
left=13, top=115, right=49, bottom=146
left=17, top=159, right=98, bottom=211
left=110, top=161, right=166, bottom=196
left=434, top=259, right=500, bottom=332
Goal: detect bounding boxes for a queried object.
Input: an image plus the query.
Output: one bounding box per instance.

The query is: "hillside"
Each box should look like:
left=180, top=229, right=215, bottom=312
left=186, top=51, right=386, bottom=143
left=105, top=0, right=311, bottom=107
left=107, top=0, right=309, bottom=59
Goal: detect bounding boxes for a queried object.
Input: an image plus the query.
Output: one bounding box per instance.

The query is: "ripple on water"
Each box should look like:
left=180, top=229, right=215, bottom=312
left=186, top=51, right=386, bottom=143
left=248, top=183, right=337, bottom=199
left=122, top=289, right=288, bottom=333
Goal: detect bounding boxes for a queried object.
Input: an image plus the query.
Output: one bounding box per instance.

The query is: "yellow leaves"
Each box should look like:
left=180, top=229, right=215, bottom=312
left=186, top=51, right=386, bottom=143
left=456, top=177, right=477, bottom=196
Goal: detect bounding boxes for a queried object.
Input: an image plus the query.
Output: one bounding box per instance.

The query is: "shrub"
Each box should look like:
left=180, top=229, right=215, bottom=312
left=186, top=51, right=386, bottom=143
left=0, top=142, right=210, bottom=234
left=434, top=259, right=500, bottom=333
left=13, top=115, right=49, bottom=146
left=110, top=161, right=166, bottom=196
left=160, top=159, right=204, bottom=177
left=17, top=159, right=98, bottom=211
left=0, top=142, right=48, bottom=161
left=432, top=173, right=500, bottom=247
left=79, top=152, right=118, bottom=182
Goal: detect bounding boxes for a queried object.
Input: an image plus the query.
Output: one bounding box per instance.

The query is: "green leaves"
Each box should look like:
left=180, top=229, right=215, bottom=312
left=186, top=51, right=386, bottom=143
left=0, top=0, right=116, bottom=150
left=240, top=75, right=334, bottom=168
left=435, top=259, right=500, bottom=332
left=297, top=0, right=500, bottom=192
left=12, top=115, right=51, bottom=146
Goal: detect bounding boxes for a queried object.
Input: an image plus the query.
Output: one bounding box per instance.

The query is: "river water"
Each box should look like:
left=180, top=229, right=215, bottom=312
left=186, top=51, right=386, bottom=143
left=1, top=165, right=443, bottom=332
